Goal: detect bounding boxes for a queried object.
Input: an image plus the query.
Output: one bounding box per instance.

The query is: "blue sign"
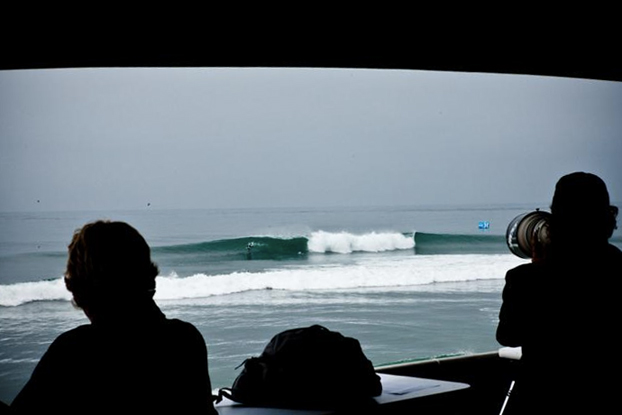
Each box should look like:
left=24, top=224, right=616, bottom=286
left=478, top=221, right=490, bottom=230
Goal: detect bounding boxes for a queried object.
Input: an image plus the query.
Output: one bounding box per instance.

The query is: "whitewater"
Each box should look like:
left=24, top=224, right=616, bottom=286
left=0, top=229, right=525, bottom=307
left=0, top=252, right=524, bottom=306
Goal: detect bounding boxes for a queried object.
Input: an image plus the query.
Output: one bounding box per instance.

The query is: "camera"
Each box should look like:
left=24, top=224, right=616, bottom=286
left=506, top=210, right=551, bottom=259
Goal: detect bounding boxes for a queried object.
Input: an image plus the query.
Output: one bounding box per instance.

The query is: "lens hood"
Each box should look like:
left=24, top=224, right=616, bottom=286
left=506, top=210, right=551, bottom=259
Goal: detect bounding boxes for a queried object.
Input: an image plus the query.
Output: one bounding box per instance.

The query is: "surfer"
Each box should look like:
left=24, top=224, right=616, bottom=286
left=246, top=241, right=254, bottom=259
left=11, top=220, right=218, bottom=414
left=496, top=172, right=621, bottom=413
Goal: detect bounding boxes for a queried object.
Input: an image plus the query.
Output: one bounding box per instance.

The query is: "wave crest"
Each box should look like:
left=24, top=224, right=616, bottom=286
left=0, top=278, right=71, bottom=307
left=308, top=231, right=414, bottom=254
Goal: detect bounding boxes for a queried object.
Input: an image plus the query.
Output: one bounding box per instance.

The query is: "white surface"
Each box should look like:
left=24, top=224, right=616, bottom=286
left=498, top=347, right=522, bottom=360
left=214, top=373, right=469, bottom=414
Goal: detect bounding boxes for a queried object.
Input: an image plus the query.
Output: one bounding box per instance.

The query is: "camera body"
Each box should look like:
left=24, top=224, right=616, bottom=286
left=506, top=210, right=551, bottom=259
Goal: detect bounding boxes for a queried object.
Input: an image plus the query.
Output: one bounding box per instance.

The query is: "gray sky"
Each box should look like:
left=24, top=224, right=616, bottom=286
left=1, top=68, right=621, bottom=212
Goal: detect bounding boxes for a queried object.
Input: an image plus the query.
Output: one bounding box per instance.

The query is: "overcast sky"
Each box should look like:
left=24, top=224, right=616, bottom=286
left=1, top=68, right=621, bottom=212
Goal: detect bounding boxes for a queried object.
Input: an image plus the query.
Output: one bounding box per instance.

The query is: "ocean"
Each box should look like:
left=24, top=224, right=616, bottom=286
left=1, top=204, right=620, bottom=404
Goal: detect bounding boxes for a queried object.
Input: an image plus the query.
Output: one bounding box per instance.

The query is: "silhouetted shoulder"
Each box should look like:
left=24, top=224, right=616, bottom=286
left=12, top=318, right=213, bottom=413
left=503, top=262, right=548, bottom=287
left=607, top=243, right=622, bottom=259
left=157, top=318, right=208, bottom=355
left=505, top=263, right=534, bottom=279
left=52, top=324, right=95, bottom=343
left=164, top=317, right=204, bottom=335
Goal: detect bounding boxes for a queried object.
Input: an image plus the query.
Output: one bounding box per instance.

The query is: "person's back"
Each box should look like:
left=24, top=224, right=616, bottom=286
left=12, top=314, right=213, bottom=413
left=497, top=172, right=621, bottom=413
left=11, top=221, right=217, bottom=414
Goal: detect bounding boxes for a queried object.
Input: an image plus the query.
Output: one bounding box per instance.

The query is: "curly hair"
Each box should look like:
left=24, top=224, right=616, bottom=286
left=64, top=220, right=159, bottom=311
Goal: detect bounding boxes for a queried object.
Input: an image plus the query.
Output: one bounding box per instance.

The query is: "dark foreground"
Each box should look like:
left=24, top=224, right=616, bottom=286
left=215, top=351, right=519, bottom=415
left=372, top=351, right=517, bottom=415
left=0, top=351, right=515, bottom=414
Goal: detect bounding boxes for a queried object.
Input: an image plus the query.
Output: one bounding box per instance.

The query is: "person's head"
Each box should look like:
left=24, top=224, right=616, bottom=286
left=550, top=172, right=618, bottom=244
left=64, top=220, right=159, bottom=317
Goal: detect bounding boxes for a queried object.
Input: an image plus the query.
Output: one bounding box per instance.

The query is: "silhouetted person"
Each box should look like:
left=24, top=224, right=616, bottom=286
left=497, top=172, right=621, bottom=413
left=11, top=220, right=217, bottom=414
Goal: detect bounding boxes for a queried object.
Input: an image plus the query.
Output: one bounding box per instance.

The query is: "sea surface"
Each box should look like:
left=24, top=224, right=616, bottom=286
left=1, top=205, right=620, bottom=404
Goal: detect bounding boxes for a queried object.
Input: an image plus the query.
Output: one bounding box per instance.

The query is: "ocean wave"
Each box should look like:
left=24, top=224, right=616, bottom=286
left=2, top=231, right=508, bottom=270
left=0, top=278, right=71, bottom=307
left=307, top=231, right=414, bottom=254
left=0, top=254, right=526, bottom=306
left=150, top=231, right=506, bottom=258
left=152, top=235, right=309, bottom=261
left=414, top=232, right=507, bottom=254
left=153, top=231, right=417, bottom=257
left=0, top=358, right=41, bottom=365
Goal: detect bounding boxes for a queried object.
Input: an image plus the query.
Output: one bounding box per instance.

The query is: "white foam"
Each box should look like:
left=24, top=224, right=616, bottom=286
left=154, top=254, right=524, bottom=301
left=0, top=278, right=71, bottom=307
left=307, top=231, right=414, bottom=254
left=0, top=254, right=527, bottom=306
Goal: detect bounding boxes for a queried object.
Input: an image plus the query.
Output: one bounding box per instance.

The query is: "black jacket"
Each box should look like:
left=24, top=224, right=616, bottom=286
left=497, top=243, right=622, bottom=413
left=11, top=303, right=217, bottom=414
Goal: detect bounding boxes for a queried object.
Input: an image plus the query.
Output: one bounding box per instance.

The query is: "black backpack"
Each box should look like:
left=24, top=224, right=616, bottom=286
left=216, top=325, right=382, bottom=409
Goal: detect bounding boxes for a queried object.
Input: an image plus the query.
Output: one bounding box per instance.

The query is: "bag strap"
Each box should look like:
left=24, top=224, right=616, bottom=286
left=214, top=388, right=234, bottom=404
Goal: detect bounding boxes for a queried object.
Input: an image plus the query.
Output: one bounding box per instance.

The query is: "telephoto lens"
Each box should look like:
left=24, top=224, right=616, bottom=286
left=506, top=210, right=551, bottom=259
